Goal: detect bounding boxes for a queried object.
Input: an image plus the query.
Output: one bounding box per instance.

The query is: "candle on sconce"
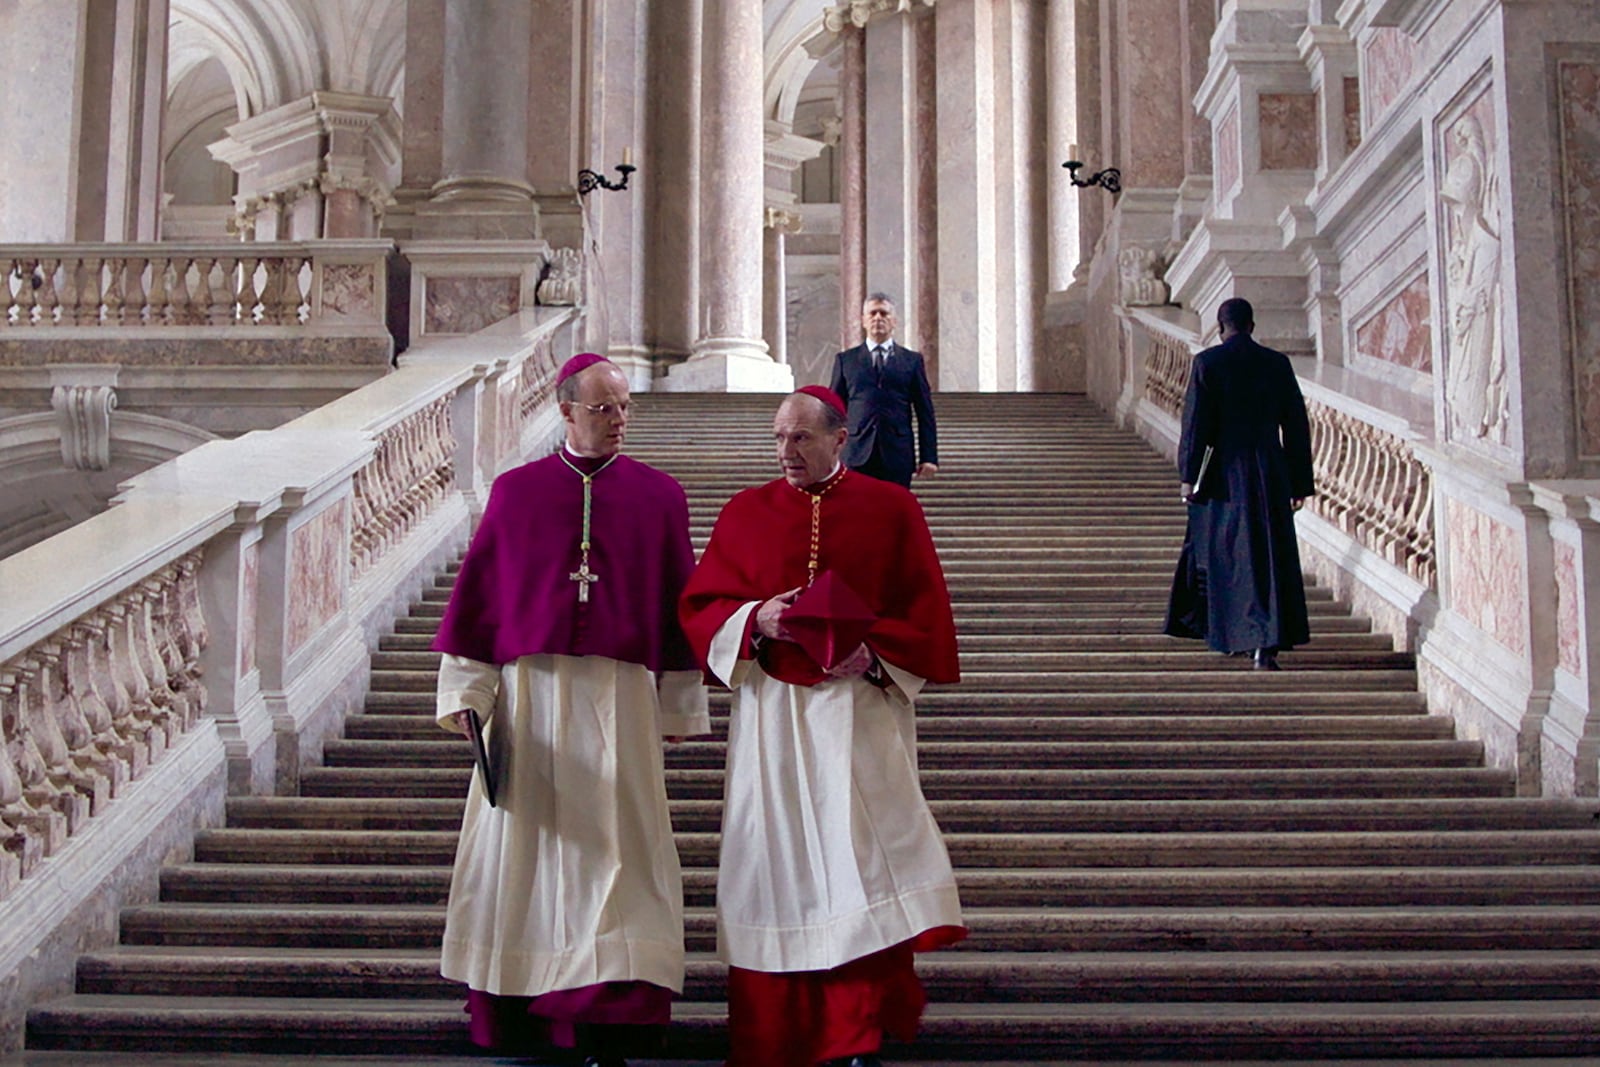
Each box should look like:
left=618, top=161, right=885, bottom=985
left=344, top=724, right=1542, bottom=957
left=622, top=145, right=634, bottom=167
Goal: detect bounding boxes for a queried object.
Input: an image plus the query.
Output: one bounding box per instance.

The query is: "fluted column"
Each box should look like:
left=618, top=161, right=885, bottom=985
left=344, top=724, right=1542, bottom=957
left=664, top=0, right=792, bottom=391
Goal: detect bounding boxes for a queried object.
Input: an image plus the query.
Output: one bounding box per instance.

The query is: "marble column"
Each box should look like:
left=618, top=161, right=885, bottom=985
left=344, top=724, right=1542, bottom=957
left=764, top=208, right=802, bottom=366
left=664, top=0, right=792, bottom=391
left=913, top=11, right=939, bottom=384
left=1046, top=0, right=1080, bottom=291
left=838, top=26, right=868, bottom=352
left=416, top=0, right=539, bottom=238
left=864, top=17, right=916, bottom=344
left=0, top=0, right=168, bottom=241
left=385, top=0, right=445, bottom=238
left=645, top=0, right=703, bottom=367
left=935, top=0, right=998, bottom=390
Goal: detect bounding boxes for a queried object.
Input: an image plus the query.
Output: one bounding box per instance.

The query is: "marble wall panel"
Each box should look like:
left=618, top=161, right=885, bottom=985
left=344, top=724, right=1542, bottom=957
left=240, top=541, right=258, bottom=678
left=1554, top=539, right=1582, bottom=677
left=320, top=263, right=378, bottom=321
left=424, top=276, right=519, bottom=335
left=1364, top=28, right=1417, bottom=128
left=1216, top=104, right=1240, bottom=199
left=1439, top=85, right=1507, bottom=446
left=287, top=501, right=347, bottom=655
left=1557, top=60, right=1600, bottom=458
left=1344, top=77, right=1362, bottom=153
left=1355, top=273, right=1432, bottom=373
left=1260, top=93, right=1318, bottom=171
left=1445, top=498, right=1526, bottom=656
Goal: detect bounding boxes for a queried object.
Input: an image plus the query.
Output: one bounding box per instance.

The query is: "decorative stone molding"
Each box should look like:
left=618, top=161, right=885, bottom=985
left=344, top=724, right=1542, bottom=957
left=50, top=384, right=117, bottom=471
left=319, top=174, right=397, bottom=219
left=822, top=0, right=935, bottom=33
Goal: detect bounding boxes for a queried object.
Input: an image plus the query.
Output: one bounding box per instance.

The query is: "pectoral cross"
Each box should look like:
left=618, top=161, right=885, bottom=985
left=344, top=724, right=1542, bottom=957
left=569, top=562, right=599, bottom=603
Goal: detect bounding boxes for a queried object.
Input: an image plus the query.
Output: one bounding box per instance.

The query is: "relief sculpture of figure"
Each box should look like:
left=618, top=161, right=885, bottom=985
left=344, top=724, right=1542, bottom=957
left=1440, top=113, right=1506, bottom=444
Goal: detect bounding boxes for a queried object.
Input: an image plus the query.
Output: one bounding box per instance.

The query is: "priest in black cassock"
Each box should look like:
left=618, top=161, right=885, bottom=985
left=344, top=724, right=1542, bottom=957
left=1164, top=298, right=1315, bottom=671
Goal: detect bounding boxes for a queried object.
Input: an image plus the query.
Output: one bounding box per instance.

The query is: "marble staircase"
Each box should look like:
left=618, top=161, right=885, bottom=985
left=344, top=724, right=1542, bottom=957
left=23, top=392, right=1600, bottom=1061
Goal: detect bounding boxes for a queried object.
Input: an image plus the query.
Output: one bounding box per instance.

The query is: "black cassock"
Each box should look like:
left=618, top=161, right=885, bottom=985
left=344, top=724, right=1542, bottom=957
left=1163, top=333, right=1315, bottom=654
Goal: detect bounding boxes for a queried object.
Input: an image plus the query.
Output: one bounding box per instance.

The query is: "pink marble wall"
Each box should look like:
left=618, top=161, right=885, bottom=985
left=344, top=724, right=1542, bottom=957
left=1216, top=104, right=1240, bottom=198
left=1344, top=77, right=1362, bottom=153
left=240, top=541, right=259, bottom=677
left=1445, top=498, right=1526, bottom=655
left=1554, top=539, right=1582, bottom=677
left=1557, top=60, right=1600, bottom=457
left=287, top=501, right=347, bottom=655
left=496, top=376, right=519, bottom=465
left=1260, top=93, right=1318, bottom=170
left=1355, top=274, right=1432, bottom=373
left=1364, top=28, right=1418, bottom=127
left=424, top=276, right=519, bottom=335
left=320, top=263, right=378, bottom=321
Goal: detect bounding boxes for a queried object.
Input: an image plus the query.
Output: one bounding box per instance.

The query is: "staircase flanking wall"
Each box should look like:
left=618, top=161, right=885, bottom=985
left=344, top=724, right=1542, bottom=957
left=25, top=392, right=1600, bottom=1060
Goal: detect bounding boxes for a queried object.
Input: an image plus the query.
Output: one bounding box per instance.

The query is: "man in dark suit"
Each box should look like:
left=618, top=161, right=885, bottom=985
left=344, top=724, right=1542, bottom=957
left=829, top=292, right=939, bottom=488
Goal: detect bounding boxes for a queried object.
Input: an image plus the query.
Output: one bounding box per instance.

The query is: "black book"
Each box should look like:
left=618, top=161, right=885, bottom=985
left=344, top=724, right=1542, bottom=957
left=466, top=709, right=498, bottom=808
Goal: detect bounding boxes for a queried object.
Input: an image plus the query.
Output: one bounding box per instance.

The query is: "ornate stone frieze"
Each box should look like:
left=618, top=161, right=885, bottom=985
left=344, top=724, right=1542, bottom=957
left=50, top=384, right=117, bottom=471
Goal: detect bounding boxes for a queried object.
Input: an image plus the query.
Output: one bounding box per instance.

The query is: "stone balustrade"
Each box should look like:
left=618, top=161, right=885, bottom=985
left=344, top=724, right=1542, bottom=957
left=0, top=553, right=206, bottom=897
left=1304, top=400, right=1436, bottom=588
left=0, top=306, right=580, bottom=913
left=0, top=242, right=388, bottom=329
left=1142, top=329, right=1193, bottom=420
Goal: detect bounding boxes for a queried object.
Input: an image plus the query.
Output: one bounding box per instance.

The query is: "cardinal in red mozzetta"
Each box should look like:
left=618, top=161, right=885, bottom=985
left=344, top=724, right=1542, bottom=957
left=679, top=385, right=964, bottom=1067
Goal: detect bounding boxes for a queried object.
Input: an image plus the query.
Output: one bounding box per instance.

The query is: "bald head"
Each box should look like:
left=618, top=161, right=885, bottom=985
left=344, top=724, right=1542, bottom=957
left=561, top=362, right=631, bottom=457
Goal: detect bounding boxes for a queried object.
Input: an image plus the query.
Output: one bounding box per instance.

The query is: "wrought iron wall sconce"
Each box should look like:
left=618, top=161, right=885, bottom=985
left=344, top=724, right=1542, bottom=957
left=1063, top=160, right=1122, bottom=194
left=578, top=148, right=636, bottom=196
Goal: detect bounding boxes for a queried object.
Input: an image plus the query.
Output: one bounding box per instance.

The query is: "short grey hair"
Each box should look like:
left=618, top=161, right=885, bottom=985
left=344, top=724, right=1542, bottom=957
left=863, top=292, right=896, bottom=310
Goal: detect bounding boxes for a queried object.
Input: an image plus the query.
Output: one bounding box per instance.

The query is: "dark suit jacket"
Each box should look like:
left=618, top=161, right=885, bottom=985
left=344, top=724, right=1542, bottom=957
left=829, top=341, right=938, bottom=485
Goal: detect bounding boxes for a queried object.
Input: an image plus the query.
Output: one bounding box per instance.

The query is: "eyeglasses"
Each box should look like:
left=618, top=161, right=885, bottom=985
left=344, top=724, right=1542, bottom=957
left=577, top=401, right=630, bottom=417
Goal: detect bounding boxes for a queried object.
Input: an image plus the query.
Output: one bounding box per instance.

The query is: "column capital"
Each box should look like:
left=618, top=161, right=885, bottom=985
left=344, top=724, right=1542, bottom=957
left=822, top=0, right=935, bottom=36
left=764, top=207, right=804, bottom=233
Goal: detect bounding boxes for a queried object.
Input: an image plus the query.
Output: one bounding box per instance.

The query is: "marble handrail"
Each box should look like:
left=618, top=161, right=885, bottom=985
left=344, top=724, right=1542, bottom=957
left=1131, top=315, right=1437, bottom=588
left=0, top=306, right=579, bottom=904
left=0, top=240, right=390, bottom=328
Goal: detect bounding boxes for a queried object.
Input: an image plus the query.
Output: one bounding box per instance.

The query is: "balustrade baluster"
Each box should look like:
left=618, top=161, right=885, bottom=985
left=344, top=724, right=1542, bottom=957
left=146, top=257, right=169, bottom=325
left=9, top=661, right=70, bottom=855
left=122, top=258, right=148, bottom=325
left=0, top=666, right=45, bottom=887
left=102, top=258, right=125, bottom=327
left=169, top=258, right=196, bottom=325
left=84, top=614, right=141, bottom=787
left=1, top=261, right=16, bottom=327
left=65, top=623, right=127, bottom=802
left=237, top=257, right=260, bottom=325
left=106, top=603, right=156, bottom=776
left=75, top=258, right=103, bottom=325
left=30, top=646, right=95, bottom=834
left=191, top=258, right=215, bottom=326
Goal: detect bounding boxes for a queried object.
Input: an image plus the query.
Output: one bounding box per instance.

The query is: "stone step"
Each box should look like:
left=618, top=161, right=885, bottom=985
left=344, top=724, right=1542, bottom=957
left=344, top=713, right=1450, bottom=744
left=112, top=903, right=1600, bottom=955
left=156, top=863, right=1600, bottom=909
left=189, top=828, right=1600, bottom=870
left=70, top=946, right=1600, bottom=1005
left=321, top=737, right=1482, bottom=772
left=221, top=796, right=1600, bottom=835
left=300, top=764, right=1512, bottom=801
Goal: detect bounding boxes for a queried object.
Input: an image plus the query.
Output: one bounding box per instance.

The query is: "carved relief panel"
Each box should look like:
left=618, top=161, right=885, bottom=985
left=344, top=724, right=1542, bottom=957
left=1436, top=81, right=1508, bottom=449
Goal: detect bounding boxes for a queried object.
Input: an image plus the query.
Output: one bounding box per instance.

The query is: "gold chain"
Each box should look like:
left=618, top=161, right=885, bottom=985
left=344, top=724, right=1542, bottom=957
left=797, top=468, right=846, bottom=585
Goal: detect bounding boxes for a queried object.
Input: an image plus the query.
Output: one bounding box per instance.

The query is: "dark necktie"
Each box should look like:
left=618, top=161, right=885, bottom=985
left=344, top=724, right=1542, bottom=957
left=873, top=346, right=887, bottom=372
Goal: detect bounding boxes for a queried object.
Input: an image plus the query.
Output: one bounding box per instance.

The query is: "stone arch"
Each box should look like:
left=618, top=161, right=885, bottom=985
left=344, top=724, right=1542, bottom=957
left=0, top=413, right=218, bottom=560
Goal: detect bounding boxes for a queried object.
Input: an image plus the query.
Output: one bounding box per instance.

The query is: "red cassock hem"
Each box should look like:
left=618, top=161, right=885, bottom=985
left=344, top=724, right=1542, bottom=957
left=725, top=927, right=967, bottom=1067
